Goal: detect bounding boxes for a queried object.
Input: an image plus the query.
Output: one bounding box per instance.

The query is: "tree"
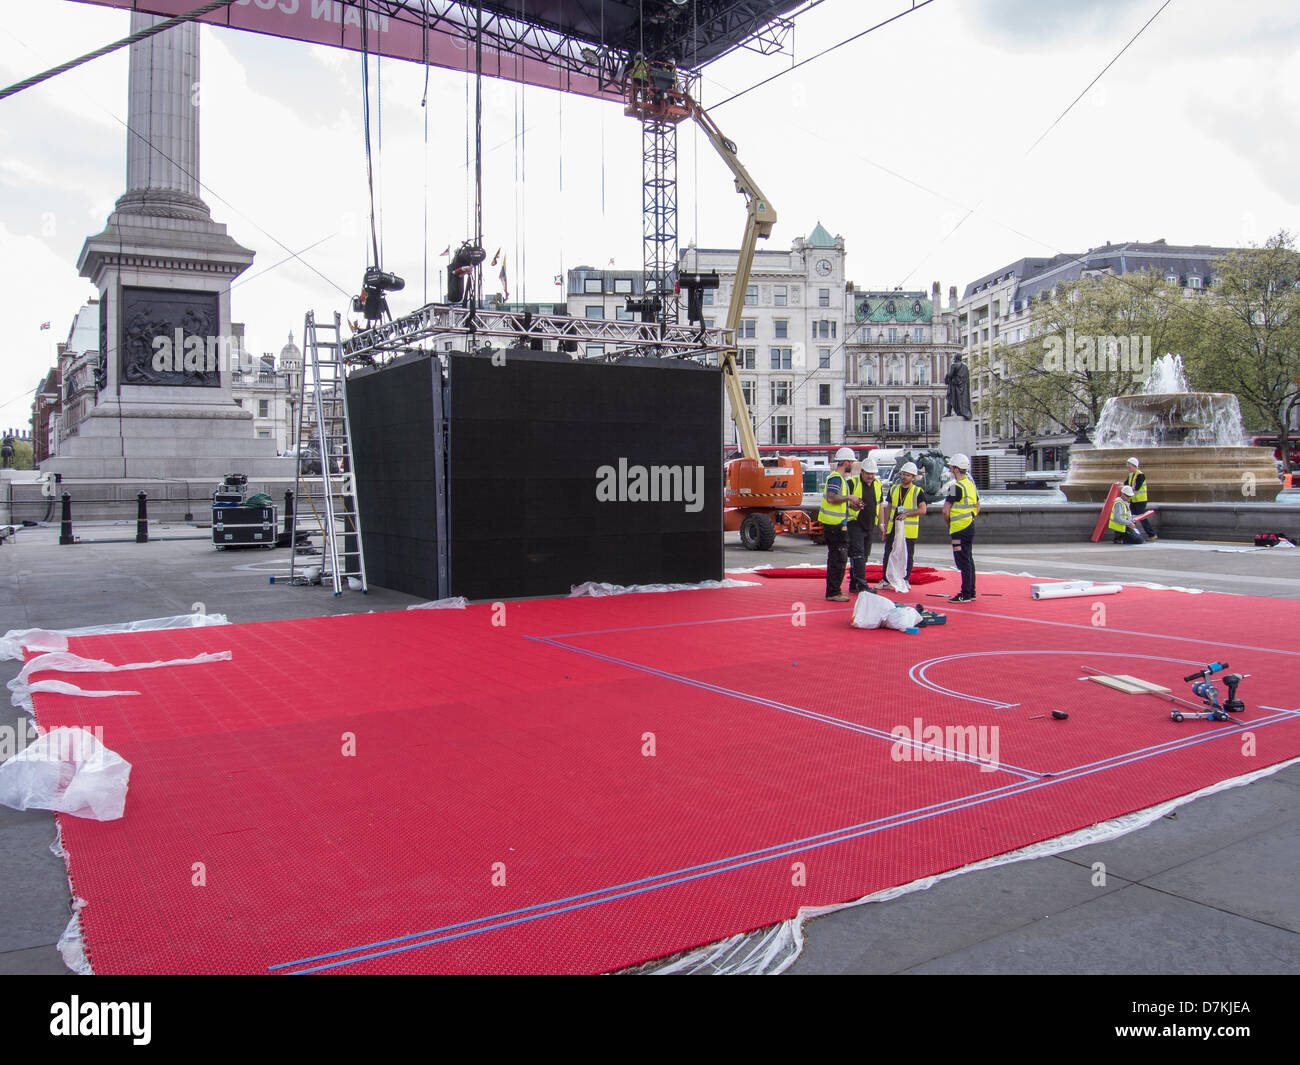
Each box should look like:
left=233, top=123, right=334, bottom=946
left=974, top=269, right=1191, bottom=438
left=1183, top=231, right=1300, bottom=472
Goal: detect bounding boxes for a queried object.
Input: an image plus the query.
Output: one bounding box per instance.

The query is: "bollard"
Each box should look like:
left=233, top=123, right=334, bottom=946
left=283, top=488, right=294, bottom=545
left=136, top=491, right=149, bottom=543
left=59, top=492, right=73, bottom=545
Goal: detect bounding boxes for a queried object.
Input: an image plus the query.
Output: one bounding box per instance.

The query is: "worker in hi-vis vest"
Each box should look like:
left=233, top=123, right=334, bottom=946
left=1109, top=484, right=1145, bottom=544
left=876, top=461, right=927, bottom=587
left=943, top=453, right=980, bottom=602
left=818, top=446, right=864, bottom=602
left=845, top=455, right=883, bottom=593
left=1125, top=457, right=1156, bottom=540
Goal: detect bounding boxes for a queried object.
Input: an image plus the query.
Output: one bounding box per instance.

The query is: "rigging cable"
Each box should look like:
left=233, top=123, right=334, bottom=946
left=359, top=1, right=381, bottom=268
left=474, top=1, right=485, bottom=303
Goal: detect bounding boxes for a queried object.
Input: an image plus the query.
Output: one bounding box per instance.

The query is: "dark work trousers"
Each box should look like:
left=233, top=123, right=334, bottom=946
left=952, top=525, right=976, bottom=597
left=846, top=520, right=870, bottom=592
left=824, top=522, right=849, bottom=597
left=880, top=530, right=916, bottom=581
left=1114, top=527, right=1145, bottom=545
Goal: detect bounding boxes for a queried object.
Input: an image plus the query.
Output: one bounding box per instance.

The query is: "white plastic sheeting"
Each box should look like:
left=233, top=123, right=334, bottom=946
left=0, top=727, right=132, bottom=821
left=0, top=612, right=229, bottom=661
left=570, top=578, right=760, bottom=597
left=58, top=900, right=93, bottom=976
left=882, top=531, right=910, bottom=592
left=406, top=597, right=469, bottom=610
left=850, top=593, right=920, bottom=632
left=637, top=756, right=1300, bottom=975
left=9, top=650, right=232, bottom=711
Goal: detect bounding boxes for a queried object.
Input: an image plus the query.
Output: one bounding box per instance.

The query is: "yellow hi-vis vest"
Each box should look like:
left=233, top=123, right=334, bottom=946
left=1126, top=470, right=1148, bottom=506
left=1109, top=497, right=1132, bottom=534
left=852, top=476, right=882, bottom=523
left=948, top=476, right=980, bottom=534
left=885, top=482, right=921, bottom=539
left=817, top=471, right=850, bottom=526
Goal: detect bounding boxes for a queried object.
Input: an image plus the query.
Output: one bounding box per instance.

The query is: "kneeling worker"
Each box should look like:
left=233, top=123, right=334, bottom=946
left=1125, top=457, right=1156, bottom=540
left=943, top=453, right=979, bottom=602
left=819, top=446, right=864, bottom=602
left=878, top=461, right=926, bottom=587
left=846, top=456, right=882, bottom=593
left=1110, top=484, right=1145, bottom=544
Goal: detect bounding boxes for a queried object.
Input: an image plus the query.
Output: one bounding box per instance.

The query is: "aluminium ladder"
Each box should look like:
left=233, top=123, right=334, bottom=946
left=287, top=311, right=368, bottom=595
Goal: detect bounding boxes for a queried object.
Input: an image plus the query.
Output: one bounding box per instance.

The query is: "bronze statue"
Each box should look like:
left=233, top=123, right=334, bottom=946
left=945, top=353, right=971, bottom=420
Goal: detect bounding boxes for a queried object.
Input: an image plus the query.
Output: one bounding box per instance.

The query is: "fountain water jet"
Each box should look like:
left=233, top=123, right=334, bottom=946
left=1061, top=355, right=1281, bottom=503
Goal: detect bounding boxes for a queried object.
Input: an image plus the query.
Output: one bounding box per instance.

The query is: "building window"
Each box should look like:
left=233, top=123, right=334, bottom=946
left=257, top=399, right=269, bottom=418
left=745, top=284, right=758, bottom=306
left=739, top=347, right=756, bottom=369
left=772, top=415, right=791, bottom=445
left=257, top=430, right=271, bottom=439
left=770, top=379, right=792, bottom=406
left=1188, top=275, right=1202, bottom=289
left=702, top=289, right=714, bottom=305
left=819, top=288, right=830, bottom=308
left=914, top=408, right=929, bottom=435
left=888, top=327, right=898, bottom=343
left=812, top=320, right=837, bottom=339
left=887, top=404, right=901, bottom=433
left=739, top=319, right=757, bottom=338
left=861, top=406, right=876, bottom=432
left=774, top=319, right=788, bottom=339
left=861, top=358, right=877, bottom=385
left=913, top=361, right=929, bottom=386
left=818, top=383, right=831, bottom=406
left=887, top=355, right=904, bottom=385
left=585, top=305, right=604, bottom=319
left=584, top=278, right=602, bottom=293
left=819, top=418, right=832, bottom=445
left=770, top=347, right=792, bottom=370
left=741, top=380, right=755, bottom=407
left=819, top=348, right=831, bottom=369
left=774, top=285, right=787, bottom=307
left=585, top=344, right=604, bottom=358
left=615, top=306, right=634, bottom=321
left=614, top=278, right=632, bottom=294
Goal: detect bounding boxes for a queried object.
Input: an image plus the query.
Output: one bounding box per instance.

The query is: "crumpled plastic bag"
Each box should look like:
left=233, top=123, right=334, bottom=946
left=882, top=605, right=923, bottom=632
left=851, top=592, right=895, bottom=629
left=883, top=526, right=911, bottom=592
left=0, top=727, right=131, bottom=821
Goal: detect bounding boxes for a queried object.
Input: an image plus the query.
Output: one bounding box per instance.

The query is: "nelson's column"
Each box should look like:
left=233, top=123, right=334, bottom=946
left=46, top=11, right=290, bottom=479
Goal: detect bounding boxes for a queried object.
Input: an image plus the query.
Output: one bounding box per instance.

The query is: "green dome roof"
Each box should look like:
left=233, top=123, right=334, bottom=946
left=806, top=222, right=836, bottom=247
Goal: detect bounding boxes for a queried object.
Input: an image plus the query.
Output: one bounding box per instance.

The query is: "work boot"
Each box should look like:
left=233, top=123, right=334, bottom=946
left=827, top=593, right=850, bottom=602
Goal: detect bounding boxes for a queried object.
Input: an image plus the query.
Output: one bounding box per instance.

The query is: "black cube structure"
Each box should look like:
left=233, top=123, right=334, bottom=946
left=347, top=349, right=722, bottom=601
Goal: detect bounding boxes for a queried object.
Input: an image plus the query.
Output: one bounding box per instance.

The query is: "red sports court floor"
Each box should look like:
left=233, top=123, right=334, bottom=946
left=24, top=572, right=1300, bottom=974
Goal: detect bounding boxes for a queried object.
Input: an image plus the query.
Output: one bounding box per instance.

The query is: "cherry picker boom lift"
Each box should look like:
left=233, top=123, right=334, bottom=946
left=626, top=82, right=816, bottom=550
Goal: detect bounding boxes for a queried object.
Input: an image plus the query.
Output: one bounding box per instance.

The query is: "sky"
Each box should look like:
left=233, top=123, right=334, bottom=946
left=3, top=0, right=1300, bottom=427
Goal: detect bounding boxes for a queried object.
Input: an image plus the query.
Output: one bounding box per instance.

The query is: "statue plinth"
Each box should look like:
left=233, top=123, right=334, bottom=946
left=940, top=416, right=977, bottom=462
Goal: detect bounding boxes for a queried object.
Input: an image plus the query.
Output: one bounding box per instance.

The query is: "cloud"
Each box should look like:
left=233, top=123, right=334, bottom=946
left=962, top=0, right=1137, bottom=44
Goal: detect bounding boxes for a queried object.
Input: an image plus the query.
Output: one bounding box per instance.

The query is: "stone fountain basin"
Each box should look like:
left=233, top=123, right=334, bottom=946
left=1061, top=446, right=1282, bottom=503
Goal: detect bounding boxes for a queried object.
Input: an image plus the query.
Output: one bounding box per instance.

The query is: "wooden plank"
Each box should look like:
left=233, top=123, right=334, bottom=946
left=1083, top=673, right=1171, bottom=695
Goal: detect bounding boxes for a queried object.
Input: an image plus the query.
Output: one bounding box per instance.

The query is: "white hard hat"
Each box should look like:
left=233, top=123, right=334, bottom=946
left=1127, top=456, right=1140, bottom=467
left=834, top=446, right=855, bottom=462
left=1120, top=484, right=1135, bottom=497
left=861, top=457, right=878, bottom=474
left=899, top=462, right=919, bottom=476
left=948, top=453, right=970, bottom=470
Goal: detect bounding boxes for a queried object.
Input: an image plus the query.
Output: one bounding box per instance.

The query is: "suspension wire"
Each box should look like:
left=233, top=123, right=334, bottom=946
left=359, top=2, right=380, bottom=267
left=713, top=0, right=938, bottom=109
left=0, top=0, right=235, bottom=101
left=474, top=1, right=484, bottom=303
left=377, top=44, right=384, bottom=261
left=421, top=0, right=430, bottom=304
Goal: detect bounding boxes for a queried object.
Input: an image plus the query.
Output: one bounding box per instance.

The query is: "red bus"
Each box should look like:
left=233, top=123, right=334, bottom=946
left=1251, top=435, right=1300, bottom=468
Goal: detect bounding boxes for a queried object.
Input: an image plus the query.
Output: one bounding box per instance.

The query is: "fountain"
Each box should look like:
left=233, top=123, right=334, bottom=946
left=1060, top=355, right=1282, bottom=503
